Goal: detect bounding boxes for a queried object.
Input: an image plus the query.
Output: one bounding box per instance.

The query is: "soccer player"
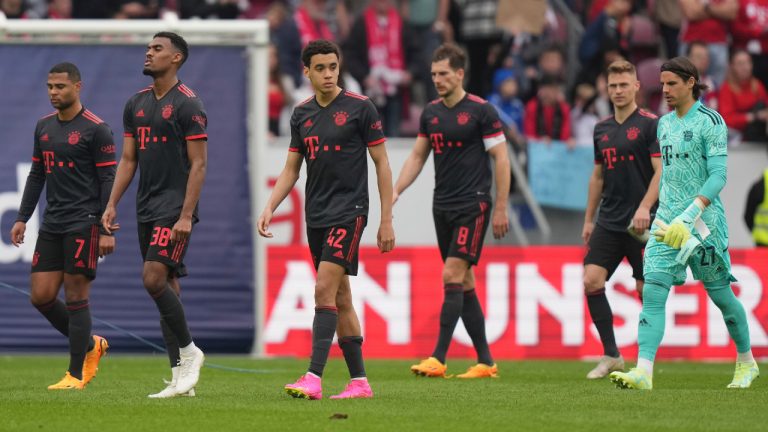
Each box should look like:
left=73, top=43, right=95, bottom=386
left=582, top=60, right=661, bottom=379
left=10, top=62, right=114, bottom=390
left=257, top=39, right=395, bottom=400
left=102, top=32, right=206, bottom=398
left=610, top=57, right=759, bottom=390
left=395, top=43, right=511, bottom=379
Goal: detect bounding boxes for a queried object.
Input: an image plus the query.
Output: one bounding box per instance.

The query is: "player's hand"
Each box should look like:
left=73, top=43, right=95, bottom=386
left=10, top=221, right=26, bottom=247
left=582, top=221, right=594, bottom=244
left=257, top=208, right=274, bottom=238
left=171, top=216, right=193, bottom=243
left=99, top=234, right=116, bottom=257
left=377, top=220, right=395, bottom=253
left=492, top=206, right=509, bottom=239
left=101, top=205, right=118, bottom=234
left=392, top=191, right=400, bottom=205
left=632, top=206, right=651, bottom=233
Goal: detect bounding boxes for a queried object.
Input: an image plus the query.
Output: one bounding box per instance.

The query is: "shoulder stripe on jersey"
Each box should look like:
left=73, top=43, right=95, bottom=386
left=429, top=98, right=442, bottom=105
left=638, top=109, right=658, bottom=119
left=83, top=110, right=104, bottom=124
left=40, top=111, right=57, bottom=120
left=178, top=84, right=196, bottom=98
left=697, top=107, right=720, bottom=125
left=345, top=90, right=368, bottom=100
left=699, top=106, right=723, bottom=125
left=367, top=137, right=386, bottom=147
left=32, top=157, right=41, bottom=162
left=298, top=96, right=314, bottom=106
left=483, top=131, right=504, bottom=139
left=138, top=86, right=153, bottom=94
left=95, top=161, right=117, bottom=167
left=124, top=132, right=134, bottom=137
left=186, top=134, right=208, bottom=141
left=467, top=94, right=487, bottom=104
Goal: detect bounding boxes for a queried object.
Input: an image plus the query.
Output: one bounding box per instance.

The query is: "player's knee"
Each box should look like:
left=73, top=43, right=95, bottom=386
left=335, top=292, right=353, bottom=313
left=583, top=274, right=605, bottom=294
left=29, top=293, right=55, bottom=308
left=442, top=267, right=464, bottom=284
left=142, top=271, right=167, bottom=295
left=314, top=280, right=337, bottom=307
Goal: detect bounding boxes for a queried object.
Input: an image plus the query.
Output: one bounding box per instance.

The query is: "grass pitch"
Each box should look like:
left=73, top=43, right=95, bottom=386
left=1, top=356, right=766, bottom=432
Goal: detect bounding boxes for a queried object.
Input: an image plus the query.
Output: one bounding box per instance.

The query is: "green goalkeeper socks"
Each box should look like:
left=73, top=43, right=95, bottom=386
left=637, top=273, right=672, bottom=362
left=705, top=280, right=751, bottom=354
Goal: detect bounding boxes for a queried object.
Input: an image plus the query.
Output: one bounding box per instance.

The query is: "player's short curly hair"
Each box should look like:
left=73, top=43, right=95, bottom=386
left=49, top=62, right=81, bottom=82
left=431, top=43, right=466, bottom=71
left=661, top=56, right=709, bottom=100
left=154, top=31, right=189, bottom=67
left=301, top=39, right=341, bottom=68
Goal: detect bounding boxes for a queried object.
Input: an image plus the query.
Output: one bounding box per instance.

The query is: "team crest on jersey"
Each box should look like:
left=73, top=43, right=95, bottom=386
left=334, top=111, right=348, bottom=126
left=626, top=127, right=640, bottom=141
left=684, top=130, right=693, bottom=141
left=162, top=104, right=174, bottom=120
left=67, top=131, right=81, bottom=145
left=457, top=112, right=471, bottom=125
left=32, top=251, right=40, bottom=267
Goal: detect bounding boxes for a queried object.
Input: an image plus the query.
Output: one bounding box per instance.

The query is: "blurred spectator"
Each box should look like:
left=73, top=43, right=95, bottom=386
left=179, top=0, right=243, bottom=19
left=240, top=0, right=270, bottom=18
left=267, top=1, right=303, bottom=87
left=112, top=0, right=161, bottom=19
left=593, top=73, right=613, bottom=119
left=524, top=75, right=573, bottom=146
left=577, top=0, right=632, bottom=89
left=402, top=0, right=452, bottom=103
left=571, top=83, right=600, bottom=148
left=293, top=0, right=349, bottom=46
left=488, top=69, right=524, bottom=144
left=72, top=0, right=119, bottom=18
left=744, top=168, right=768, bottom=246
left=455, top=0, right=502, bottom=97
left=719, top=49, right=768, bottom=143
left=522, top=43, right=566, bottom=102
left=731, top=0, right=768, bottom=90
left=686, top=40, right=718, bottom=109
left=47, top=0, right=71, bottom=18
left=344, top=0, right=415, bottom=137
left=268, top=43, right=295, bottom=137
left=1, top=0, right=29, bottom=17
left=679, top=0, right=737, bottom=87
left=652, top=0, right=681, bottom=58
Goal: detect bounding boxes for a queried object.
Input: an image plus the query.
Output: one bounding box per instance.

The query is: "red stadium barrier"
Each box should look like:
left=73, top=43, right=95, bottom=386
left=263, top=246, right=768, bottom=360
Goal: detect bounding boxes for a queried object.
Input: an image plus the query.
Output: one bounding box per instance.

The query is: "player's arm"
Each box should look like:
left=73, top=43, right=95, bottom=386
left=393, top=135, right=431, bottom=203
left=632, top=157, right=662, bottom=233
left=583, top=164, right=603, bottom=244
left=488, top=141, right=510, bottom=239
left=257, top=151, right=303, bottom=238
left=91, top=124, right=119, bottom=256
left=369, top=142, right=395, bottom=252
left=102, top=136, right=138, bottom=233
left=11, top=130, right=46, bottom=247
left=171, top=139, right=207, bottom=243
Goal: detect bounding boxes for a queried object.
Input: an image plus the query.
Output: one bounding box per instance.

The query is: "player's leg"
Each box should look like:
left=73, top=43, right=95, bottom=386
left=29, top=231, right=68, bottom=337
left=583, top=226, right=625, bottom=378
left=456, top=268, right=498, bottom=378
left=704, top=278, right=759, bottom=388
left=61, top=274, right=91, bottom=383
left=610, top=271, right=673, bottom=390
left=331, top=275, right=373, bottom=399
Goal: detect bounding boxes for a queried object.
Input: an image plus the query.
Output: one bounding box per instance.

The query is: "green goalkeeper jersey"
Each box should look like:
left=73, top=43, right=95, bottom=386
left=656, top=100, right=729, bottom=244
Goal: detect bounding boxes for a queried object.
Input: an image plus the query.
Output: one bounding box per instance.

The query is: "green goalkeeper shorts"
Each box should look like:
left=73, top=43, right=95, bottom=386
left=643, top=235, right=736, bottom=285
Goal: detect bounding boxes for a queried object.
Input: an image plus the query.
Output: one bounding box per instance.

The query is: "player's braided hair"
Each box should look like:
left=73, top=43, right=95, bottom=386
left=154, top=31, right=189, bottom=67
left=661, top=56, right=709, bottom=100
left=49, top=62, right=81, bottom=82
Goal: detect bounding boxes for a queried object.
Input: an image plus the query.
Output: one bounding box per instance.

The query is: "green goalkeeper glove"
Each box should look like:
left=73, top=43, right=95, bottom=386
left=657, top=198, right=705, bottom=249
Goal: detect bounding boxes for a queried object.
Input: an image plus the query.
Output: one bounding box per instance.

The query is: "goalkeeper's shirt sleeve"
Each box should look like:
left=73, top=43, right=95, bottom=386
left=699, top=155, right=727, bottom=203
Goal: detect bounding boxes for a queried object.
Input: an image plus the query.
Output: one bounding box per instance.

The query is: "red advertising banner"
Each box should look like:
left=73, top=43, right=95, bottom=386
left=264, top=246, right=768, bottom=360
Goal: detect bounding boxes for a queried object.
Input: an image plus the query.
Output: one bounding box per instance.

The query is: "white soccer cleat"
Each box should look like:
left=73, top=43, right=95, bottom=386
left=176, top=346, right=205, bottom=395
left=148, top=379, right=196, bottom=399
left=587, top=355, right=625, bottom=379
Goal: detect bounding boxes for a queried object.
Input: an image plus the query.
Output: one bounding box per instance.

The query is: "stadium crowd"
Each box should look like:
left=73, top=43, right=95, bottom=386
left=3, top=0, right=768, bottom=145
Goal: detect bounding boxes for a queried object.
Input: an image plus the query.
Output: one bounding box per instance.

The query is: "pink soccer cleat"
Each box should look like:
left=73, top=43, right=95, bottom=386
left=284, top=373, right=323, bottom=400
left=330, top=378, right=374, bottom=399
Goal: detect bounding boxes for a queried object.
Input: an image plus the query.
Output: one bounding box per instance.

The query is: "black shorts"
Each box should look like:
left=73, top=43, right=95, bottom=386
left=138, top=218, right=191, bottom=278
left=433, top=201, right=491, bottom=265
left=306, top=215, right=366, bottom=276
left=584, top=223, right=644, bottom=280
left=32, top=225, right=101, bottom=280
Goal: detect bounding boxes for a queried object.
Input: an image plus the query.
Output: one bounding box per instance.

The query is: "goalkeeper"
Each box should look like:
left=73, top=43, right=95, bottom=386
left=610, top=57, right=759, bottom=390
